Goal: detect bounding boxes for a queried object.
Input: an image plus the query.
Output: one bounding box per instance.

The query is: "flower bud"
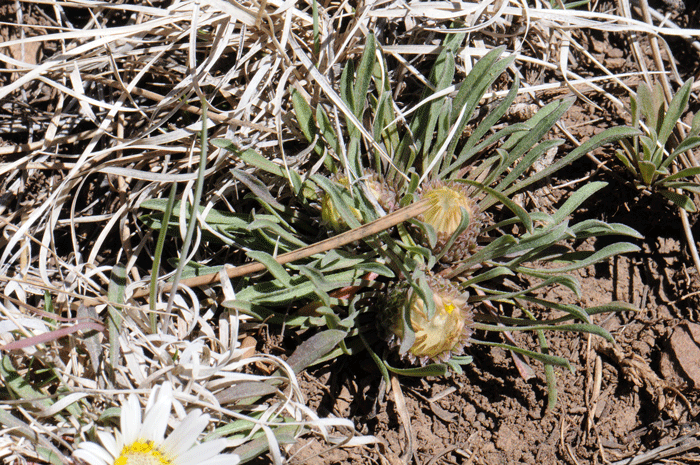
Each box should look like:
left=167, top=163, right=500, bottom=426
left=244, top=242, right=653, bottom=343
left=416, top=180, right=484, bottom=261
left=320, top=171, right=398, bottom=231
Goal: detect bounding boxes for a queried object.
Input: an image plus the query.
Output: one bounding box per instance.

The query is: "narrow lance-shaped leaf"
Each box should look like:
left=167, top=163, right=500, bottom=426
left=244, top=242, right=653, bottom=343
left=518, top=242, right=640, bottom=274
left=657, top=78, right=692, bottom=147
left=471, top=340, right=573, bottom=371
left=353, top=33, right=376, bottom=119
left=107, top=264, right=126, bottom=371
left=659, top=189, right=697, bottom=212
left=550, top=181, right=607, bottom=225
left=504, top=126, right=640, bottom=197
left=286, top=329, right=347, bottom=374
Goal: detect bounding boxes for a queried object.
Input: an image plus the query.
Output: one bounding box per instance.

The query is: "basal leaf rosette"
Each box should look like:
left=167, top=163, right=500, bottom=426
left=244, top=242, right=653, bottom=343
left=387, top=273, right=474, bottom=365
left=416, top=180, right=484, bottom=261
left=320, top=171, right=398, bottom=231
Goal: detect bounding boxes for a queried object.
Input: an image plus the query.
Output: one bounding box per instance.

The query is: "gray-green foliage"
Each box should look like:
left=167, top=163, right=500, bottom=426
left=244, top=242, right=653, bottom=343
left=615, top=79, right=700, bottom=211
left=141, top=31, right=642, bottom=408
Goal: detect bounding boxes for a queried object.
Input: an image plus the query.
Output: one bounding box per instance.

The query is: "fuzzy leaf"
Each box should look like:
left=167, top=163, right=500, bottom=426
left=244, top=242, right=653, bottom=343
left=658, top=78, right=692, bottom=146
left=660, top=137, right=700, bottom=171
left=520, top=242, right=640, bottom=274
left=505, top=126, right=640, bottom=197
left=471, top=340, right=573, bottom=371
left=291, top=89, right=319, bottom=147
left=550, top=181, right=607, bottom=225
left=384, top=361, right=449, bottom=377
left=637, top=160, right=657, bottom=185
left=353, top=33, right=376, bottom=118
left=246, top=251, right=292, bottom=286
left=287, top=329, right=347, bottom=374
left=587, top=301, right=639, bottom=315
left=659, top=189, right=697, bottom=212
left=661, top=165, right=700, bottom=183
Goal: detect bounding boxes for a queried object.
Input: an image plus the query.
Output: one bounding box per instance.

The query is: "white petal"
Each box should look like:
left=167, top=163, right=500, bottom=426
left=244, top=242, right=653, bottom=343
left=114, top=429, right=125, bottom=451
left=121, top=394, right=142, bottom=444
left=73, top=449, right=109, bottom=465
left=76, top=442, right=113, bottom=465
left=96, top=431, right=119, bottom=458
left=175, top=439, right=229, bottom=465
left=162, top=410, right=209, bottom=456
left=146, top=381, right=172, bottom=415
left=141, top=386, right=173, bottom=443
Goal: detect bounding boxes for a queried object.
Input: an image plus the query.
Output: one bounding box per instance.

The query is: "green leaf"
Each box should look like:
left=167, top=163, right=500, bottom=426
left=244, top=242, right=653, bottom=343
left=460, top=266, right=514, bottom=287
left=232, top=425, right=299, bottom=464
left=660, top=136, right=700, bottom=171
left=473, top=278, right=584, bottom=311
left=638, top=160, right=658, bottom=185
left=638, top=82, right=663, bottom=132
left=225, top=300, right=318, bottom=327
left=353, top=261, right=395, bottom=278
left=550, top=181, right=607, bottom=225
left=231, top=169, right=286, bottom=211
left=312, top=0, right=320, bottom=55
left=461, top=180, right=533, bottom=234
left=662, top=182, right=700, bottom=193
left=518, top=242, right=640, bottom=274
left=312, top=174, right=362, bottom=230
left=353, top=33, right=376, bottom=119
left=384, top=360, right=449, bottom=377
left=291, top=89, right=319, bottom=149
left=503, top=126, right=640, bottom=198
left=471, top=340, right=573, bottom=371
left=614, top=150, right=637, bottom=175
left=446, top=68, right=518, bottom=173
left=360, top=331, right=390, bottom=385
left=107, top=264, right=126, bottom=371
left=569, top=220, right=643, bottom=239
left=691, top=110, right=700, bottom=137
left=297, top=266, right=333, bottom=306
left=421, top=52, right=456, bottom=168
left=286, top=329, right=347, bottom=374
left=495, top=138, right=565, bottom=196
left=235, top=269, right=365, bottom=306
left=659, top=189, right=697, bottom=212
left=246, top=251, right=292, bottom=286
left=374, top=91, right=399, bottom=160
left=660, top=165, right=700, bottom=183
left=476, top=323, right=613, bottom=342
left=1, top=356, right=54, bottom=410
left=340, top=59, right=355, bottom=119
left=658, top=78, right=692, bottom=146
left=452, top=234, right=519, bottom=272
left=586, top=301, right=639, bottom=315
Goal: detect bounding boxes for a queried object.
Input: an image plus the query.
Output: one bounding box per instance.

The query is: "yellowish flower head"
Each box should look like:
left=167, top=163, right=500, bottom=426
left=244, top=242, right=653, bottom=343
left=389, top=273, right=474, bottom=365
left=417, top=180, right=484, bottom=262
left=320, top=171, right=398, bottom=231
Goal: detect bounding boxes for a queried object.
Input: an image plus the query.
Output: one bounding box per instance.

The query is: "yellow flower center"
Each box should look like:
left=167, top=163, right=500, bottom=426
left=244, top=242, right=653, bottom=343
left=114, top=440, right=172, bottom=465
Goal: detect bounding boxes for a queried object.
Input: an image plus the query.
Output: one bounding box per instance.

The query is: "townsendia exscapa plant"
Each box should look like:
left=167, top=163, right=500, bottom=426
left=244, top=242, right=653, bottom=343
left=615, top=78, right=700, bottom=211
left=142, top=31, right=641, bottom=407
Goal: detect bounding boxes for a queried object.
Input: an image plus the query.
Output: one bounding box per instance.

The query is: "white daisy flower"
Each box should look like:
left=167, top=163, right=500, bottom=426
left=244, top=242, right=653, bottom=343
left=74, top=382, right=239, bottom=465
